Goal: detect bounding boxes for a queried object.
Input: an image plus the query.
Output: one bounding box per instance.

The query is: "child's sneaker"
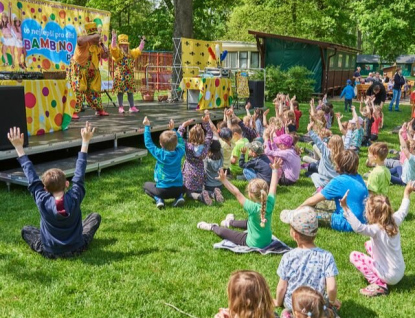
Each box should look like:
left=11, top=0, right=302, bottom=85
left=200, top=190, right=213, bottom=206
left=197, top=222, right=218, bottom=231
left=213, top=188, right=224, bottom=203
left=118, top=106, right=125, bottom=114
left=220, top=214, right=234, bottom=228
left=172, top=194, right=185, bottom=207
left=129, top=106, right=139, bottom=113
left=154, top=196, right=165, bottom=209
left=360, top=284, right=389, bottom=297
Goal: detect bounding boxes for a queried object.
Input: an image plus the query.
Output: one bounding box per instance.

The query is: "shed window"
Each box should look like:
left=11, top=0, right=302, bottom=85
left=226, top=52, right=237, bottom=68
left=338, top=54, right=343, bottom=68
left=345, top=55, right=350, bottom=68
left=251, top=52, right=259, bottom=68
left=239, top=51, right=248, bottom=69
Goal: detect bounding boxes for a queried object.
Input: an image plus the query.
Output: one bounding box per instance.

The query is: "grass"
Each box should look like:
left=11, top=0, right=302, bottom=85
left=1, top=101, right=415, bottom=318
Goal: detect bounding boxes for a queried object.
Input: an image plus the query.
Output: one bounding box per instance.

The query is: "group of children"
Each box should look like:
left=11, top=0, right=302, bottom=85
left=6, top=87, right=415, bottom=317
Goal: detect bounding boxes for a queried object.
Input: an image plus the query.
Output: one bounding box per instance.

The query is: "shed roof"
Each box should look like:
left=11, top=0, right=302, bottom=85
left=248, top=30, right=360, bottom=53
left=357, top=55, right=380, bottom=63
left=396, top=55, right=415, bottom=64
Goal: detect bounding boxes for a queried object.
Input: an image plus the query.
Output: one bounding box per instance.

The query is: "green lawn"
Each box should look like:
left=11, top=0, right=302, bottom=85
left=1, top=101, right=414, bottom=318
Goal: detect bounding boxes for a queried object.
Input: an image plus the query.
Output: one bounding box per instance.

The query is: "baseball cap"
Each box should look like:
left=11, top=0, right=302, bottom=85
left=246, top=141, right=263, bottom=155
left=280, top=206, right=318, bottom=237
left=347, top=79, right=352, bottom=84
left=275, top=134, right=293, bottom=148
left=349, top=117, right=364, bottom=125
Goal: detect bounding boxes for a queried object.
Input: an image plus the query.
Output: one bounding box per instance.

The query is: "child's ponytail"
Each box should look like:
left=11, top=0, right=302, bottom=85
left=260, top=189, right=267, bottom=227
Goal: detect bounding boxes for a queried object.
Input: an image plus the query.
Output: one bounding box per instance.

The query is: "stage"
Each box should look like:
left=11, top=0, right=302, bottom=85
left=0, top=102, right=244, bottom=189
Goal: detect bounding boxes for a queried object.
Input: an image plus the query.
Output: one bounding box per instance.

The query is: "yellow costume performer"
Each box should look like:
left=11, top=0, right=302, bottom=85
left=110, top=30, right=145, bottom=113
left=67, top=22, right=109, bottom=119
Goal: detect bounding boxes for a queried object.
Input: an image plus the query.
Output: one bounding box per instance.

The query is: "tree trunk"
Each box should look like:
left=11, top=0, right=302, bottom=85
left=172, top=0, right=193, bottom=100
left=357, top=29, right=362, bottom=51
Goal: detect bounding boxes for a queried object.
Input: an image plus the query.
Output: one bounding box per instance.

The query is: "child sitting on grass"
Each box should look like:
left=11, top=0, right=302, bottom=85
left=143, top=117, right=185, bottom=209
left=178, top=114, right=213, bottom=205
left=389, top=123, right=415, bottom=186
left=265, top=134, right=301, bottom=186
left=340, top=182, right=414, bottom=297
left=197, top=159, right=282, bottom=249
left=204, top=139, right=224, bottom=203
left=214, top=270, right=277, bottom=318
left=336, top=106, right=364, bottom=151
left=275, top=207, right=340, bottom=315
left=229, top=124, right=249, bottom=178
left=239, top=140, right=272, bottom=184
left=7, top=123, right=101, bottom=258
left=288, top=286, right=337, bottom=318
left=366, top=142, right=391, bottom=195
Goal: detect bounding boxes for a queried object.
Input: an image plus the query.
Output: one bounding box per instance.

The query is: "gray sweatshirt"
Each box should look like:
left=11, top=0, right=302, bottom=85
left=204, top=157, right=224, bottom=188
left=309, top=130, right=338, bottom=180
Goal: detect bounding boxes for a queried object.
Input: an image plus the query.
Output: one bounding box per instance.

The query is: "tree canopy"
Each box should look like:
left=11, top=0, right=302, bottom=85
left=51, top=0, right=415, bottom=60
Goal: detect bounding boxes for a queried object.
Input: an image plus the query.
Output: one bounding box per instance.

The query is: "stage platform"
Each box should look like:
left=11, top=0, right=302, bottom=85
left=0, top=102, right=244, bottom=189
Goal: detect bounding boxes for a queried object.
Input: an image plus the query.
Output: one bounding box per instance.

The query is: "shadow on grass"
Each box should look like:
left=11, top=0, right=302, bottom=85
left=103, top=220, right=156, bottom=234
left=390, top=274, right=415, bottom=293
left=3, top=257, right=55, bottom=285
left=340, top=300, right=379, bottom=318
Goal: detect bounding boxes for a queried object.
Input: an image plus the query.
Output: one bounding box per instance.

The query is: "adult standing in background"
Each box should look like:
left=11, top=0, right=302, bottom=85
left=389, top=67, right=406, bottom=112
left=68, top=22, right=109, bottom=119
left=366, top=82, right=386, bottom=107
left=354, top=66, right=361, bottom=79
left=110, top=29, right=146, bottom=114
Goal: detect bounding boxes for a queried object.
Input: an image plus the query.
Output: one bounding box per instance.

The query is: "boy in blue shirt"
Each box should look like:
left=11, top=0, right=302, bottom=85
left=7, top=122, right=101, bottom=259
left=143, top=116, right=185, bottom=209
left=340, top=79, right=355, bottom=112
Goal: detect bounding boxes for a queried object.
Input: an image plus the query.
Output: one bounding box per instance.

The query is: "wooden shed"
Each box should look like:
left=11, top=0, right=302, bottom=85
left=248, top=30, right=360, bottom=94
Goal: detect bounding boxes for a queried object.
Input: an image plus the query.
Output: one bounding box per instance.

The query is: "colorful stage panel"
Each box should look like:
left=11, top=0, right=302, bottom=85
left=0, top=80, right=75, bottom=135
left=180, top=77, right=233, bottom=110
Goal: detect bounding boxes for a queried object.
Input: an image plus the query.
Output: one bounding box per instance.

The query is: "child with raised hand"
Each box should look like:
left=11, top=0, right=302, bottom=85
left=340, top=182, right=414, bottom=297
left=143, top=117, right=186, bottom=209
left=179, top=113, right=213, bottom=205
left=197, top=158, right=282, bottom=249
left=289, top=286, right=336, bottom=318
left=336, top=106, right=364, bottom=151
left=275, top=207, right=340, bottom=315
left=366, top=142, right=391, bottom=195
left=389, top=123, right=415, bottom=185
left=8, top=122, right=101, bottom=258
left=239, top=141, right=272, bottom=184
left=214, top=270, right=277, bottom=318
left=306, top=121, right=343, bottom=190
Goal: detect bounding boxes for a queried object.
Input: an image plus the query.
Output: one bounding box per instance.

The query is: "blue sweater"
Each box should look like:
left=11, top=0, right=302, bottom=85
left=18, top=152, right=87, bottom=254
left=340, top=85, right=355, bottom=100
left=239, top=154, right=272, bottom=184
left=144, top=126, right=185, bottom=188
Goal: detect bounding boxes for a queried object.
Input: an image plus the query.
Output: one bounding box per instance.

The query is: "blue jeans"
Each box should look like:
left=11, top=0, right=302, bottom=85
left=389, top=89, right=401, bottom=110
left=243, top=168, right=257, bottom=181
left=389, top=166, right=405, bottom=185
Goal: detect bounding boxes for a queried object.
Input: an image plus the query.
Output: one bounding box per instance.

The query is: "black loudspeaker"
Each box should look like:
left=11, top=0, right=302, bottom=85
left=0, top=86, right=28, bottom=151
left=248, top=80, right=264, bottom=108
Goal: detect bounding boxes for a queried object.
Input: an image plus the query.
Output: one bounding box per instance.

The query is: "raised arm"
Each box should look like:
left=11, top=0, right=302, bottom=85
left=394, top=182, right=413, bottom=226
left=262, top=108, right=270, bottom=128
left=216, top=168, right=245, bottom=206
left=336, top=113, right=346, bottom=135
left=309, top=98, right=316, bottom=117
left=268, top=158, right=282, bottom=196
left=399, top=124, right=411, bottom=159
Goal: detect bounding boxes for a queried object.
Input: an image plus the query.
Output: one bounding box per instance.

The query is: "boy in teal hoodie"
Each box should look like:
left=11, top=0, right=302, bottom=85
left=143, top=117, right=185, bottom=209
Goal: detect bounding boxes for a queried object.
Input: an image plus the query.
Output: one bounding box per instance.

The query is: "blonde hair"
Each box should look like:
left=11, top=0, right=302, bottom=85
left=368, top=142, right=388, bottom=161
left=247, top=179, right=269, bottom=227
left=159, top=130, right=178, bottom=151
left=188, top=124, right=205, bottom=145
left=292, top=286, right=334, bottom=318
left=42, top=168, right=67, bottom=193
left=243, top=115, right=252, bottom=127
left=286, top=110, right=295, bottom=121
left=227, top=270, right=274, bottom=318
left=365, top=195, right=398, bottom=237
left=327, top=135, right=343, bottom=168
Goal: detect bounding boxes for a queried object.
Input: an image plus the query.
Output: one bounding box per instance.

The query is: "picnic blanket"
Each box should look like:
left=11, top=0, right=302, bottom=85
left=213, top=235, right=291, bottom=255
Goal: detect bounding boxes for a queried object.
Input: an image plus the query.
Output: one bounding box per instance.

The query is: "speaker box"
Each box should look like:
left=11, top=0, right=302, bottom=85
left=0, top=86, right=28, bottom=151
left=248, top=80, right=264, bottom=108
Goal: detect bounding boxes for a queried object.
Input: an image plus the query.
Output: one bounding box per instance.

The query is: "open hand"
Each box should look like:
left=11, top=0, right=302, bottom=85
left=263, top=108, right=270, bottom=116
left=307, top=121, right=314, bottom=131
left=240, top=147, right=247, bottom=154
left=81, top=121, right=95, bottom=142
left=339, top=190, right=349, bottom=210
left=202, top=113, right=210, bottom=122
left=270, top=158, right=283, bottom=170
left=168, top=119, right=174, bottom=130
left=215, top=168, right=228, bottom=183
left=7, top=127, right=24, bottom=148
left=111, top=29, right=117, bottom=38
left=143, top=116, right=150, bottom=126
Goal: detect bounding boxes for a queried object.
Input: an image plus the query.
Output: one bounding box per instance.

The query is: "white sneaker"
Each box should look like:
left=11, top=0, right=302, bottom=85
left=220, top=214, right=235, bottom=228
left=197, top=222, right=218, bottom=231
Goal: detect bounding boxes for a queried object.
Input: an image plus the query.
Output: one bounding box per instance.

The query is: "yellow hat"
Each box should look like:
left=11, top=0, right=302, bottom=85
left=85, top=22, right=98, bottom=35
left=118, top=34, right=129, bottom=45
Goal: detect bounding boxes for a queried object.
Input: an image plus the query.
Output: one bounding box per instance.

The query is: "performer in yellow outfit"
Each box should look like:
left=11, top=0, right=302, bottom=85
left=110, top=29, right=145, bottom=113
left=68, top=22, right=109, bottom=119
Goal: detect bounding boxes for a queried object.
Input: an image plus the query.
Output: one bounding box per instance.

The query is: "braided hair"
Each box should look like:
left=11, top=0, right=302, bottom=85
left=247, top=179, right=269, bottom=228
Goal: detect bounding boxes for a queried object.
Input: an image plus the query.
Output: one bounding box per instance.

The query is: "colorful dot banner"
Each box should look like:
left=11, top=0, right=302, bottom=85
left=0, top=80, right=76, bottom=135
left=0, top=0, right=110, bottom=73
left=180, top=77, right=233, bottom=110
